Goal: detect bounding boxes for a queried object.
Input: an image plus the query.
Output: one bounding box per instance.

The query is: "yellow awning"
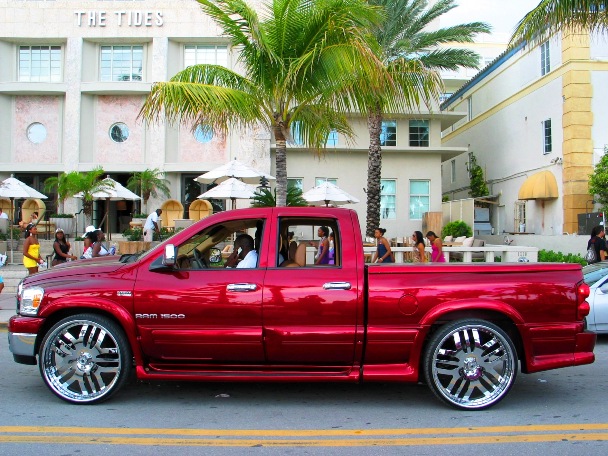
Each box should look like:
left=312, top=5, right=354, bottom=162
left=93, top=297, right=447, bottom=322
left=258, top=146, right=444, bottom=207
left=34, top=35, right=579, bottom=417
left=518, top=170, right=558, bottom=200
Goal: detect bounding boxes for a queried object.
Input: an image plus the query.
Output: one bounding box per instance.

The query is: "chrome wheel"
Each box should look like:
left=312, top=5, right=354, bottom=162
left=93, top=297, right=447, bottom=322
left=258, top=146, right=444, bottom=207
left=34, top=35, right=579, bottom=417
left=39, top=314, right=131, bottom=404
left=424, top=319, right=517, bottom=410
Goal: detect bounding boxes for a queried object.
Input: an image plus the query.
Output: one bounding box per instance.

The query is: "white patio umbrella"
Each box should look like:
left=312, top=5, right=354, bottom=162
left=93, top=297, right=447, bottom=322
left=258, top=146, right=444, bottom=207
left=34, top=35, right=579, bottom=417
left=195, top=159, right=275, bottom=185
left=197, top=177, right=256, bottom=210
left=74, top=177, right=140, bottom=240
left=303, top=181, right=360, bottom=207
left=0, top=176, right=48, bottom=263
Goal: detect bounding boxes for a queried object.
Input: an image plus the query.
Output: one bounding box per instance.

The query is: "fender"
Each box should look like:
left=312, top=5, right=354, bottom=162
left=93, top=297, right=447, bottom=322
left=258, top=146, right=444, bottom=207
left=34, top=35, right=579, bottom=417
left=419, top=298, right=525, bottom=327
left=38, top=297, right=143, bottom=366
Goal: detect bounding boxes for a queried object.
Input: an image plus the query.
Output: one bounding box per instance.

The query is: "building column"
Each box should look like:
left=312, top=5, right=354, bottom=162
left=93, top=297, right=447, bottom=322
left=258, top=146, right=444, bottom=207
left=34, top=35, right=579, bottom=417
left=562, top=31, right=594, bottom=234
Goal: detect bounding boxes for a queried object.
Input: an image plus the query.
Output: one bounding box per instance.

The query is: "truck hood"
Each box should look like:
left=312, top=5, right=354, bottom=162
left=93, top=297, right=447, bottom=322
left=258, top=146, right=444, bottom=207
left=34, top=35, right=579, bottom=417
left=23, top=256, right=128, bottom=285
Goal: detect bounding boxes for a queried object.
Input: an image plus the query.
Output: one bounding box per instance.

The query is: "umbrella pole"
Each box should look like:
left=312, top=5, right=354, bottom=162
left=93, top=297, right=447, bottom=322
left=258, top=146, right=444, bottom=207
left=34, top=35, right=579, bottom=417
left=9, top=198, right=14, bottom=265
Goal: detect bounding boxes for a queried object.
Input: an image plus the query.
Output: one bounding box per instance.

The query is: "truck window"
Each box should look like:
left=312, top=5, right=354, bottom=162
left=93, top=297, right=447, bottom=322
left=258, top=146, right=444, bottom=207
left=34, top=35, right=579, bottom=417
left=277, top=218, right=340, bottom=267
left=175, top=218, right=265, bottom=269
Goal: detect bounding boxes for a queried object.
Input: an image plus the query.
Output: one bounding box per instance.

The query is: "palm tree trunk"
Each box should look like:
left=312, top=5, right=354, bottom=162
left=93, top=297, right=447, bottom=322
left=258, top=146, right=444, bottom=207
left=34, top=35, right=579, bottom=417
left=366, top=108, right=383, bottom=237
left=274, top=125, right=288, bottom=207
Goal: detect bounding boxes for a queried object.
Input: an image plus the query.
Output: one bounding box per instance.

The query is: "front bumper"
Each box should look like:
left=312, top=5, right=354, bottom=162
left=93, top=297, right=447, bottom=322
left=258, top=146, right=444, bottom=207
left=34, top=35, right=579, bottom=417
left=8, top=315, right=45, bottom=365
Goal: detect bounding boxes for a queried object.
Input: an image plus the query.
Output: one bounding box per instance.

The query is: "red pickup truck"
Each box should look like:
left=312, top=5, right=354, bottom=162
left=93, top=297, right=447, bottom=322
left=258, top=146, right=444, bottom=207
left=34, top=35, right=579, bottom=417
left=8, top=207, right=595, bottom=410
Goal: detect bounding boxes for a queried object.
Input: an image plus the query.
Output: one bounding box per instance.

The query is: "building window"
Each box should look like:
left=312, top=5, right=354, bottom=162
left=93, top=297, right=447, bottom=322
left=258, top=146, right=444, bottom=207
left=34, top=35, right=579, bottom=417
left=26, top=123, right=47, bottom=144
left=193, top=125, right=213, bottom=143
left=542, top=119, right=552, bottom=154
left=450, top=160, right=456, bottom=183
left=409, top=120, right=429, bottom=147
left=315, top=178, right=337, bottom=186
left=109, top=123, right=129, bottom=143
left=380, top=121, right=397, bottom=147
left=381, top=179, right=396, bottom=219
left=541, top=41, right=550, bottom=76
left=409, top=180, right=430, bottom=220
left=514, top=200, right=526, bottom=232
left=19, top=45, right=62, bottom=82
left=287, top=178, right=303, bottom=190
left=184, top=45, right=228, bottom=68
left=326, top=130, right=338, bottom=147
left=467, top=97, right=473, bottom=121
left=290, top=122, right=304, bottom=145
left=100, top=45, right=143, bottom=82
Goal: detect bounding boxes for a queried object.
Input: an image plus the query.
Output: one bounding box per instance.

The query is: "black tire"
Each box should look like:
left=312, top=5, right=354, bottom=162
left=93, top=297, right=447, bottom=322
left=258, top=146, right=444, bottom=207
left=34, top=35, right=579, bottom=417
left=38, top=313, right=132, bottom=404
left=423, top=319, right=518, bottom=410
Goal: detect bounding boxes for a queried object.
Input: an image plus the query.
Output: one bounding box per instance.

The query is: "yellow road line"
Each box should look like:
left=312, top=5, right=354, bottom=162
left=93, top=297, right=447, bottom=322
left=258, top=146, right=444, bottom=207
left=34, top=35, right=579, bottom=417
left=2, top=423, right=608, bottom=437
left=1, top=433, right=608, bottom=447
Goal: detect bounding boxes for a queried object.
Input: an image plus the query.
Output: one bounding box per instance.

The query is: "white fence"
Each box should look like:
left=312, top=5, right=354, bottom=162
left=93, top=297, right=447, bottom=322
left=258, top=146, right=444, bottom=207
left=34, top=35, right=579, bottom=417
left=363, top=245, right=539, bottom=263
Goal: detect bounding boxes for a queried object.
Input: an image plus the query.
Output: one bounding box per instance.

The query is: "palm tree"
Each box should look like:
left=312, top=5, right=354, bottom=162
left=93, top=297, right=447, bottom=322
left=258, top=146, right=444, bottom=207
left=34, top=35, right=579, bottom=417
left=43, top=172, right=73, bottom=214
left=511, top=0, right=608, bottom=45
left=363, top=0, right=490, bottom=236
left=54, top=167, right=115, bottom=226
left=126, top=168, right=171, bottom=214
left=251, top=186, right=308, bottom=207
left=140, top=0, right=392, bottom=207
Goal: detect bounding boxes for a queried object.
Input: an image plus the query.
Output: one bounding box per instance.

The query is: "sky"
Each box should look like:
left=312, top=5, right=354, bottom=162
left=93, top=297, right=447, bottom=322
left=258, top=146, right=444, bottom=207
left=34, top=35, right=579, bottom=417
left=440, top=0, right=536, bottom=40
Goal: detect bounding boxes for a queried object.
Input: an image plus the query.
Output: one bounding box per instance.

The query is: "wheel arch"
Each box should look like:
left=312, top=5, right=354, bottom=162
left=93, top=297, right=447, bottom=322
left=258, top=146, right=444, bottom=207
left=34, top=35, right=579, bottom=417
left=35, top=302, right=141, bottom=366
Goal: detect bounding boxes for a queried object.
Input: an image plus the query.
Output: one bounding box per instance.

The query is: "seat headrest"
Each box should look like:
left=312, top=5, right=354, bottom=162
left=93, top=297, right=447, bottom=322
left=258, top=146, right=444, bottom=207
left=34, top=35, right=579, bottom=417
left=294, top=243, right=306, bottom=267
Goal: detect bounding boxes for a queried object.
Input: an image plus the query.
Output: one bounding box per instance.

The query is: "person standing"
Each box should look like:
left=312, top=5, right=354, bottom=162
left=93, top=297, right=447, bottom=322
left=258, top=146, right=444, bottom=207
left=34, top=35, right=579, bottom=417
left=426, top=231, right=446, bottom=263
left=412, top=230, right=427, bottom=263
left=144, top=209, right=162, bottom=243
left=23, top=223, right=44, bottom=274
left=52, top=228, right=77, bottom=266
left=587, top=225, right=607, bottom=264
left=312, top=226, right=330, bottom=265
left=371, top=227, right=393, bottom=263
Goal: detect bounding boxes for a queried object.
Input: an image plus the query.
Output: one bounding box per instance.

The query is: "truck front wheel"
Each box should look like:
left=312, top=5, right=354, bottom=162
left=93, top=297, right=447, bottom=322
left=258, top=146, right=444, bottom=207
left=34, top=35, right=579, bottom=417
left=39, top=314, right=132, bottom=404
left=423, top=319, right=518, bottom=410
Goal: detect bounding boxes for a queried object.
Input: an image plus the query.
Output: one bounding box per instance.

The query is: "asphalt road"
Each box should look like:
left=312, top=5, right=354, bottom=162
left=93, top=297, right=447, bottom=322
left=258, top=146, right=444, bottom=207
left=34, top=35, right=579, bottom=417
left=1, top=331, right=608, bottom=455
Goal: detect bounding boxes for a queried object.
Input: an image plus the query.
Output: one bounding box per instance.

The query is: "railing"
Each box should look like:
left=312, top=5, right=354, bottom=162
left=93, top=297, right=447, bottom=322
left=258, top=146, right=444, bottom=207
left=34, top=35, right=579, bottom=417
left=363, top=245, right=539, bottom=263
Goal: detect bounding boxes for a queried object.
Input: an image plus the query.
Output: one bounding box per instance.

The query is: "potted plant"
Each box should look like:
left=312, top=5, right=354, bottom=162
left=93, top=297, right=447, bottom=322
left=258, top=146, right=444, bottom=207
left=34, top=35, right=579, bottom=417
left=117, top=228, right=150, bottom=254
left=1, top=227, right=22, bottom=250
left=48, top=213, right=75, bottom=236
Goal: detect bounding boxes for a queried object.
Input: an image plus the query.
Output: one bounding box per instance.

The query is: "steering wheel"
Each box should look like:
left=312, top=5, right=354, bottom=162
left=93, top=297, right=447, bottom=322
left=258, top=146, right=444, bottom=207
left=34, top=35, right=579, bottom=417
left=192, top=249, right=208, bottom=269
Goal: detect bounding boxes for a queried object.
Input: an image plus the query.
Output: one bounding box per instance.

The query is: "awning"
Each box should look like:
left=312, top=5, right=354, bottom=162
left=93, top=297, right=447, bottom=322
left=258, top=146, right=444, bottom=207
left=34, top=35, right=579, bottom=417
left=518, top=170, right=558, bottom=200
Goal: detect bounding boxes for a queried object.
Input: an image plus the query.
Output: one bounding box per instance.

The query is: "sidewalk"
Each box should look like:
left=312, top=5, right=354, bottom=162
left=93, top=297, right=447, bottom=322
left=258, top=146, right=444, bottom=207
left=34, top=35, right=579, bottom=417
left=0, top=292, right=16, bottom=329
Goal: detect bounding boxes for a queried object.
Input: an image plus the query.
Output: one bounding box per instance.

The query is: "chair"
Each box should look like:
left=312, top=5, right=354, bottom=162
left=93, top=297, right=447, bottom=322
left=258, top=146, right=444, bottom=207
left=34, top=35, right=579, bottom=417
left=281, top=242, right=306, bottom=267
left=21, top=198, right=46, bottom=224
left=160, top=199, right=184, bottom=230
left=189, top=199, right=213, bottom=222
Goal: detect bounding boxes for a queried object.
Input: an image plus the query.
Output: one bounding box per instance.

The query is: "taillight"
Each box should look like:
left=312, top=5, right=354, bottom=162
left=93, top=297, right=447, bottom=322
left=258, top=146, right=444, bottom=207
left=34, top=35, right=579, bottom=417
left=577, top=283, right=591, bottom=320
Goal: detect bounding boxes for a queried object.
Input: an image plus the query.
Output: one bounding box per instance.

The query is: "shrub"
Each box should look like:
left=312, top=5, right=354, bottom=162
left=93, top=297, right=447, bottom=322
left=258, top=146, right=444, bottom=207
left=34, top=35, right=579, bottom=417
left=441, top=220, right=472, bottom=238
left=122, top=228, right=143, bottom=241
left=48, top=213, right=74, bottom=218
left=538, top=249, right=586, bottom=265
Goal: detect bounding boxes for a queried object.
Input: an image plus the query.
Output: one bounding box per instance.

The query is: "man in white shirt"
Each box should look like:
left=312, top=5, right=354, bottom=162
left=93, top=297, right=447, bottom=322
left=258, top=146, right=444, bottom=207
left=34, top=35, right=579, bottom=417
left=225, top=234, right=258, bottom=268
left=0, top=209, right=8, bottom=219
left=143, top=209, right=162, bottom=242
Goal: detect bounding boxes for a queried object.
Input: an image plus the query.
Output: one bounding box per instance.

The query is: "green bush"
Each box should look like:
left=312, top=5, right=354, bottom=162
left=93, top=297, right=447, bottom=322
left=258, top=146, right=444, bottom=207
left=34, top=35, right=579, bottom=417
left=48, top=213, right=74, bottom=218
left=122, top=228, right=143, bottom=241
left=441, top=220, right=472, bottom=238
left=537, top=249, right=586, bottom=265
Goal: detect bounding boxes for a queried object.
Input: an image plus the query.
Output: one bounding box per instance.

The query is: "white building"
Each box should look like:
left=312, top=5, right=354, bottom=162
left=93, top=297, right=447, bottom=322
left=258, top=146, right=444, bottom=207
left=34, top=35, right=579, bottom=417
left=441, top=30, right=608, bottom=236
left=0, top=0, right=464, bottom=238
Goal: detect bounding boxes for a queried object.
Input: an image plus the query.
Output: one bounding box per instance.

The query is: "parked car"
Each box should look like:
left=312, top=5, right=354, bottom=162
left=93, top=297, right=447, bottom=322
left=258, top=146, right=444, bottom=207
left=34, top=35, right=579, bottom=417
left=584, top=262, right=608, bottom=333
left=8, top=207, right=595, bottom=410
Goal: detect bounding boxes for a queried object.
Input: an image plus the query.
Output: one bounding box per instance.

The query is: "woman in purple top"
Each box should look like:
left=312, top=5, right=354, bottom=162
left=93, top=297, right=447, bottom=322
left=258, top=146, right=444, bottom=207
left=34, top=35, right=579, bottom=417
left=426, top=231, right=446, bottom=263
left=315, top=226, right=330, bottom=265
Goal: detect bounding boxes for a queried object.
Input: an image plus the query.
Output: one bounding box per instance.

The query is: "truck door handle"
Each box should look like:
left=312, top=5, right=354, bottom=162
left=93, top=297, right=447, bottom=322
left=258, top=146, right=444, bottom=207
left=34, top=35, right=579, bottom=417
left=227, top=283, right=258, bottom=292
left=323, top=282, right=351, bottom=290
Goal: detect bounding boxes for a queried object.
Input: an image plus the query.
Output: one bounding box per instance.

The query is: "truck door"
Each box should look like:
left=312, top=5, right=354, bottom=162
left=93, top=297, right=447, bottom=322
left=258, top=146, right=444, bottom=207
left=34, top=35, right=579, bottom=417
left=133, top=216, right=267, bottom=364
left=262, top=214, right=362, bottom=366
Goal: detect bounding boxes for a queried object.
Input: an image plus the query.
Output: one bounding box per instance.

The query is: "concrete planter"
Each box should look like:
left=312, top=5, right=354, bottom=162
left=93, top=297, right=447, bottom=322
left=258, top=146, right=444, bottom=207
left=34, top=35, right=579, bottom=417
left=117, top=241, right=151, bottom=254
left=51, top=217, right=75, bottom=237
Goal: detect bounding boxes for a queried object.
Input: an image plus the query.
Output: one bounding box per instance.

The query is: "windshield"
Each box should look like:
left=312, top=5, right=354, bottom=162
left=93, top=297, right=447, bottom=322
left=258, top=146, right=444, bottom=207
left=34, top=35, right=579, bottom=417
left=583, top=263, right=608, bottom=287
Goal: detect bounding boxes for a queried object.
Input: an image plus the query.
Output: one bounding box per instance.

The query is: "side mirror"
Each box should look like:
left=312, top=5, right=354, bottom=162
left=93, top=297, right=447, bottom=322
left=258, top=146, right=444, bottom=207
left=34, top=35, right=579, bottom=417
left=209, top=247, right=221, bottom=264
left=163, top=244, right=176, bottom=267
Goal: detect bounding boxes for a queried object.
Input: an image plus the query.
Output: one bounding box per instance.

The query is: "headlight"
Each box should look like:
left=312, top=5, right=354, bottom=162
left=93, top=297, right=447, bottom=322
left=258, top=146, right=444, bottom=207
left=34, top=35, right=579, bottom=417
left=19, top=286, right=45, bottom=316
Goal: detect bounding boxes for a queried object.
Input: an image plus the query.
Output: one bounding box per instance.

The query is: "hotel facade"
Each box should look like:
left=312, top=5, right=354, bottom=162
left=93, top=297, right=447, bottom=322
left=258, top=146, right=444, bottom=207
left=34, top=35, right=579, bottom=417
left=0, top=0, right=465, bottom=238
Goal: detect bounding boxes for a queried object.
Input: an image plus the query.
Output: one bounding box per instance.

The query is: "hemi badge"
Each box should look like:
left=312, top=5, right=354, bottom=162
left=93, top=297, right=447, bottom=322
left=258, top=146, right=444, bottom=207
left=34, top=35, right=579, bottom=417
left=117, top=291, right=132, bottom=297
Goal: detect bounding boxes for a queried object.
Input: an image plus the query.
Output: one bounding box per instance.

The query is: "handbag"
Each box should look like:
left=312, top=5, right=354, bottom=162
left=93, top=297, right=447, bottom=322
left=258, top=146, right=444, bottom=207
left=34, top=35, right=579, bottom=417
left=585, top=246, right=597, bottom=264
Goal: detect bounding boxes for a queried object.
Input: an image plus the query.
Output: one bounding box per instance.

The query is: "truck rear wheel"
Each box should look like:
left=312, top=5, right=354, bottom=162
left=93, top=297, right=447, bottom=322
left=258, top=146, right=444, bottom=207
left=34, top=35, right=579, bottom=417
left=423, top=319, right=518, bottom=410
left=39, top=314, right=131, bottom=404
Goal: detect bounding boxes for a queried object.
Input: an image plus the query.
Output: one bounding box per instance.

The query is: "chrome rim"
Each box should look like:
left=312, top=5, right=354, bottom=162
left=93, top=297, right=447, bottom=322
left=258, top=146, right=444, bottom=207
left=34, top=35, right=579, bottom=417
left=41, top=319, right=123, bottom=403
left=431, top=324, right=516, bottom=409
